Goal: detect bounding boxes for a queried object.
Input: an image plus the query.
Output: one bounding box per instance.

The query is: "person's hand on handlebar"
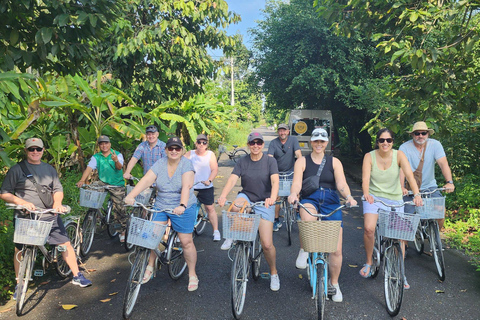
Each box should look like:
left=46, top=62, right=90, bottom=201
left=217, top=196, right=227, bottom=207
left=413, top=195, right=423, bottom=207
left=123, top=173, right=133, bottom=180
left=401, top=187, right=409, bottom=196
left=53, top=202, right=68, bottom=213
left=346, top=196, right=358, bottom=207
left=173, top=205, right=186, bottom=215
left=124, top=196, right=135, bottom=206
left=76, top=180, right=85, bottom=188
left=363, top=193, right=374, bottom=204
left=264, top=197, right=275, bottom=208
left=19, top=200, right=36, bottom=211
left=288, top=193, right=298, bottom=205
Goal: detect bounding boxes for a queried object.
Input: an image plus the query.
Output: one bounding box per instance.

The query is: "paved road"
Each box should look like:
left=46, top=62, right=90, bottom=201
left=2, top=126, right=480, bottom=319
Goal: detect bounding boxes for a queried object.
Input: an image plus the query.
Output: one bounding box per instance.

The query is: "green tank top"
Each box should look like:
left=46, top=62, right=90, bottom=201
left=369, top=150, right=402, bottom=200
left=93, top=151, right=124, bottom=186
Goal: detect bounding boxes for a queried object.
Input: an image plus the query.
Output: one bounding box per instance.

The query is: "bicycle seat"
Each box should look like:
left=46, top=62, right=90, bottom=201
left=233, top=145, right=238, bottom=148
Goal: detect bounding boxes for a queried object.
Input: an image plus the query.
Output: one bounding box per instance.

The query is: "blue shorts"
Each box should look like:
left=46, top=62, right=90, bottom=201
left=151, top=204, right=197, bottom=234
left=300, top=188, right=343, bottom=226
left=237, top=193, right=275, bottom=223
left=363, top=195, right=404, bottom=214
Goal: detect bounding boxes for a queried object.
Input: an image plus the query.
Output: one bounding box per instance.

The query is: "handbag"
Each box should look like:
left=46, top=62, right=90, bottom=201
left=405, top=141, right=427, bottom=191
left=301, top=156, right=326, bottom=198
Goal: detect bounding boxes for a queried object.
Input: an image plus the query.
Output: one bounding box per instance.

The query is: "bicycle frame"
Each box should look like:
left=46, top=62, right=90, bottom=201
left=309, top=252, right=328, bottom=299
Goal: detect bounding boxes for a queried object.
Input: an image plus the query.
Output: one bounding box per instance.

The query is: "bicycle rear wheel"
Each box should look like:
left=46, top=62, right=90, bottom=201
left=384, top=242, right=404, bottom=316
left=105, top=201, right=119, bottom=238
left=56, top=221, right=77, bottom=278
left=231, top=243, right=248, bottom=319
left=429, top=221, right=445, bottom=281
left=123, top=248, right=149, bottom=319
left=16, top=247, right=35, bottom=316
left=414, top=221, right=424, bottom=254
left=194, top=205, right=208, bottom=236
left=232, top=149, right=248, bottom=163
left=284, top=199, right=293, bottom=246
left=81, top=209, right=97, bottom=257
left=167, top=232, right=187, bottom=280
left=124, top=207, right=142, bottom=252
left=371, top=226, right=381, bottom=279
left=251, top=233, right=262, bottom=281
left=315, top=263, right=326, bottom=320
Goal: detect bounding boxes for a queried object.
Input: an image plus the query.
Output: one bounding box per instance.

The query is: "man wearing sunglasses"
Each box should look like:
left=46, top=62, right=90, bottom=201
left=399, top=121, right=455, bottom=227
left=268, top=124, right=302, bottom=231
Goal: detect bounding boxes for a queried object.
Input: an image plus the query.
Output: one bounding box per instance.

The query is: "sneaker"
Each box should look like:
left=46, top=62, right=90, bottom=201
left=221, top=238, right=233, bottom=250
left=330, top=281, right=343, bottom=302
left=295, top=248, right=309, bottom=269
left=404, top=277, right=410, bottom=290
left=273, top=219, right=282, bottom=232
left=72, top=272, right=92, bottom=288
left=270, top=274, right=280, bottom=291
left=12, top=285, right=17, bottom=300
left=213, top=230, right=221, bottom=242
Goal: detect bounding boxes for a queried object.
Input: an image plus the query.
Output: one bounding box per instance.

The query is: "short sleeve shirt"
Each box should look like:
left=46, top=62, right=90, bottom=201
left=267, top=136, right=300, bottom=172
left=0, top=161, right=63, bottom=209
left=232, top=153, right=279, bottom=202
left=150, top=156, right=196, bottom=210
left=399, top=138, right=446, bottom=189
left=133, top=140, right=167, bottom=174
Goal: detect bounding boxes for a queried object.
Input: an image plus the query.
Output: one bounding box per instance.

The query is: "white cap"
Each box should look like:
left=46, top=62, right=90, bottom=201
left=311, top=128, right=329, bottom=142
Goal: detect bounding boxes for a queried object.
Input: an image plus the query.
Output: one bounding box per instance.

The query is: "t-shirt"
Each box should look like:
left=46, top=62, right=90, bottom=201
left=399, top=138, right=446, bottom=190
left=150, top=156, right=196, bottom=210
left=0, top=161, right=63, bottom=210
left=89, top=151, right=125, bottom=186
left=267, top=136, right=300, bottom=172
left=303, top=155, right=336, bottom=190
left=232, top=153, right=279, bottom=202
left=132, top=139, right=167, bottom=174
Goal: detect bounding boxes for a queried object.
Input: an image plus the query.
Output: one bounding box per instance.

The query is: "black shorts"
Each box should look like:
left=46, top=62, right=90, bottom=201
left=194, top=187, right=214, bottom=206
left=14, top=213, right=69, bottom=250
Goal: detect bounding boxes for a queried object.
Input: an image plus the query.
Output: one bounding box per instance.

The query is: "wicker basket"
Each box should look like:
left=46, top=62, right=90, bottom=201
left=278, top=175, right=293, bottom=197
left=126, top=186, right=153, bottom=206
left=126, top=217, right=168, bottom=250
left=222, top=212, right=261, bottom=241
left=298, top=220, right=341, bottom=253
left=416, top=197, right=445, bottom=220
left=79, top=188, right=107, bottom=209
left=14, top=218, right=53, bottom=246
left=377, top=209, right=421, bottom=241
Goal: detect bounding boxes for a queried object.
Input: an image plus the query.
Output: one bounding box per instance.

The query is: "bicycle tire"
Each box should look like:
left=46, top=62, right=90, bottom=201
left=167, top=232, right=187, bottom=280
left=81, top=209, right=97, bottom=257
left=16, top=247, right=35, bottom=316
left=371, top=226, right=381, bottom=279
left=315, top=263, right=326, bottom=320
left=106, top=201, right=119, bottom=238
left=384, top=242, right=404, bottom=316
left=232, top=149, right=248, bottom=163
left=414, top=222, right=425, bottom=254
left=231, top=243, right=248, bottom=319
left=55, top=221, right=77, bottom=278
left=251, top=233, right=262, bottom=280
left=429, top=221, right=446, bottom=281
left=124, top=207, right=142, bottom=252
left=284, top=199, right=293, bottom=246
left=123, top=248, right=149, bottom=319
left=194, top=205, right=208, bottom=236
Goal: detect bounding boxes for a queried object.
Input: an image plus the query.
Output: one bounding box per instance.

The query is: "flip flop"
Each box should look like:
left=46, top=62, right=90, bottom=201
left=188, top=275, right=199, bottom=292
left=142, top=265, right=154, bottom=284
left=359, top=264, right=372, bottom=278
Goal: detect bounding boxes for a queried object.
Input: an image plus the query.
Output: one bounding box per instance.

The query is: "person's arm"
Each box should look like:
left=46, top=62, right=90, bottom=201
left=111, top=151, right=122, bottom=170
left=294, top=149, right=303, bottom=159
left=288, top=157, right=305, bottom=204
left=124, top=169, right=157, bottom=205
left=76, top=166, right=93, bottom=188
left=267, top=173, right=279, bottom=208
left=174, top=170, right=194, bottom=215
left=399, top=169, right=408, bottom=195
left=123, top=156, right=139, bottom=179
left=398, top=151, right=422, bottom=206
left=362, top=153, right=374, bottom=204
left=0, top=192, right=36, bottom=210
left=206, top=151, right=218, bottom=185
left=218, top=174, right=239, bottom=207
left=52, top=191, right=67, bottom=213
left=332, top=158, right=357, bottom=207
left=436, top=156, right=455, bottom=193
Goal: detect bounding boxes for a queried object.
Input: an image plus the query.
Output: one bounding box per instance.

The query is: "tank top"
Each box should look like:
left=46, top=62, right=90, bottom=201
left=369, top=150, right=402, bottom=200
left=190, top=150, right=213, bottom=189
left=303, top=154, right=336, bottom=190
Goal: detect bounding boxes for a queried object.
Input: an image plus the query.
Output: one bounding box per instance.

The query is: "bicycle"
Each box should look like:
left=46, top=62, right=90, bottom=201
left=192, top=181, right=210, bottom=236
left=217, top=144, right=249, bottom=163
left=366, top=197, right=420, bottom=316
left=295, top=201, right=354, bottom=320
left=122, top=202, right=187, bottom=319
left=222, top=201, right=263, bottom=319
left=278, top=172, right=295, bottom=245
left=412, top=188, right=448, bottom=281
left=9, top=204, right=85, bottom=316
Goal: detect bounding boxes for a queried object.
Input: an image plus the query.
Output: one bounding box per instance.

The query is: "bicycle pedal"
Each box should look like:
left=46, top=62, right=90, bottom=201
left=57, top=245, right=67, bottom=252
left=34, top=270, right=44, bottom=277
left=260, top=272, right=270, bottom=279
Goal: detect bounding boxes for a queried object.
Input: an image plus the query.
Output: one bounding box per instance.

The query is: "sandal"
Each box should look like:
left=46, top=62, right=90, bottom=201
left=359, top=264, right=372, bottom=278
left=119, top=233, right=125, bottom=243
left=142, top=265, right=154, bottom=284
left=188, top=275, right=199, bottom=292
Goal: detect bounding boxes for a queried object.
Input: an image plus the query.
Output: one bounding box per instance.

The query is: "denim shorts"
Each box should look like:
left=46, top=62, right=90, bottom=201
left=363, top=195, right=404, bottom=214
left=300, top=188, right=343, bottom=226
left=151, top=204, right=197, bottom=234
left=237, top=193, right=275, bottom=223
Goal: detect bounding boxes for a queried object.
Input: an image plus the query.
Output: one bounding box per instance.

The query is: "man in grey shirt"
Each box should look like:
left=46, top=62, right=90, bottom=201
left=268, top=123, right=302, bottom=231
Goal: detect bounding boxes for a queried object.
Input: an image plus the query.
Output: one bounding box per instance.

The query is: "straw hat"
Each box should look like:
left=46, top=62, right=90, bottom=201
left=407, top=121, right=434, bottom=134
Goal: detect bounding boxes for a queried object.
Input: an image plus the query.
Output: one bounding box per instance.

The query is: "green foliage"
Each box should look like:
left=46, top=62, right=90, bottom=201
left=0, top=199, right=15, bottom=302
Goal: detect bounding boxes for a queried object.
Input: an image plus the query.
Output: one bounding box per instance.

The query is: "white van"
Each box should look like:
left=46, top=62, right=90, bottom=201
left=288, top=109, right=336, bottom=155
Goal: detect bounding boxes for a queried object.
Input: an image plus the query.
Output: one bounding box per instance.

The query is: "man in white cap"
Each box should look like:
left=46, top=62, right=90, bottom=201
left=399, top=121, right=455, bottom=228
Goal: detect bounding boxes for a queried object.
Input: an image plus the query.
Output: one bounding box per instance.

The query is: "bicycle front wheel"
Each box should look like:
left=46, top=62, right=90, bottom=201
left=414, top=221, right=424, bottom=254
left=194, top=205, right=208, bottom=236
left=315, top=263, right=326, bottom=320
left=124, top=207, right=142, bottom=252
left=123, top=248, right=149, bottom=319
left=429, top=221, right=445, bottom=281
left=81, top=209, right=97, bottom=257
left=105, top=201, right=119, bottom=238
left=232, top=149, right=248, bottom=163
left=167, top=232, right=187, bottom=280
left=251, top=233, right=262, bottom=281
left=56, top=221, right=77, bottom=278
left=232, top=243, right=248, bottom=319
left=384, top=242, right=404, bottom=316
left=16, top=247, right=35, bottom=316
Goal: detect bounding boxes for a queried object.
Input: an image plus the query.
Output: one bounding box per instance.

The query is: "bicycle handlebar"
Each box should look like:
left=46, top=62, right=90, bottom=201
left=124, top=201, right=177, bottom=215
left=407, top=188, right=448, bottom=196
left=294, top=201, right=357, bottom=219
left=7, top=203, right=71, bottom=215
left=80, top=184, right=124, bottom=190
left=361, top=196, right=413, bottom=207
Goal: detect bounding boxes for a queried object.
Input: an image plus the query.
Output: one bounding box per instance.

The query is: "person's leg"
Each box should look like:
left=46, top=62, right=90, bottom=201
left=109, top=188, right=127, bottom=232
left=258, top=219, right=277, bottom=275
left=360, top=213, right=378, bottom=276
left=178, top=232, right=197, bottom=279
left=60, top=242, right=80, bottom=276
left=204, top=204, right=218, bottom=231
left=329, top=227, right=343, bottom=285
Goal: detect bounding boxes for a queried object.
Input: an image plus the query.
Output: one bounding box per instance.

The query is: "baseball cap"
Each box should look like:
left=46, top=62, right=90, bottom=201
left=25, top=138, right=44, bottom=149
left=166, top=137, right=183, bottom=148
left=247, top=132, right=264, bottom=142
left=196, top=134, right=208, bottom=141
left=311, top=128, right=329, bottom=142
left=146, top=125, right=158, bottom=133
left=98, top=135, right=110, bottom=143
left=278, top=124, right=289, bottom=130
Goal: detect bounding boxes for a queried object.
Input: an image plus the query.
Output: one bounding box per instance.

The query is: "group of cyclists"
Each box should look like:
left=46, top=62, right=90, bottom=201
left=2, top=121, right=454, bottom=310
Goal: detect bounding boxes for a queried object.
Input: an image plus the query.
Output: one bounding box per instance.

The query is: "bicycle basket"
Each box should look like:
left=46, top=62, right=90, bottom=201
left=377, top=209, right=421, bottom=241
left=222, top=211, right=261, bottom=241
left=126, top=186, right=153, bottom=206
left=79, top=188, right=107, bottom=209
left=278, top=175, right=293, bottom=197
left=416, top=197, right=445, bottom=219
left=297, top=220, right=341, bottom=253
left=126, top=217, right=168, bottom=250
left=14, top=218, right=53, bottom=246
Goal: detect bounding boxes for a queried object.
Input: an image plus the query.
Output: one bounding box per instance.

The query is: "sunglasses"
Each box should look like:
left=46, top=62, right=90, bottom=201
left=378, top=138, right=393, bottom=143
left=248, top=140, right=263, bottom=146
left=281, top=145, right=286, bottom=154
left=167, top=146, right=182, bottom=152
left=196, top=140, right=208, bottom=145
left=414, top=131, right=428, bottom=136
left=312, top=131, right=328, bottom=138
left=27, top=147, right=43, bottom=152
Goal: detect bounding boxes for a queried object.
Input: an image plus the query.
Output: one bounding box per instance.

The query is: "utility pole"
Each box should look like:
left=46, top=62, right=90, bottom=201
left=230, top=56, right=234, bottom=106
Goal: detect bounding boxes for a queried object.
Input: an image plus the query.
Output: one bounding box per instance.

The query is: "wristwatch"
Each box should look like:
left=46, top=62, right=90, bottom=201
left=208, top=179, right=212, bottom=183
left=446, top=180, right=454, bottom=184
left=180, top=203, right=187, bottom=209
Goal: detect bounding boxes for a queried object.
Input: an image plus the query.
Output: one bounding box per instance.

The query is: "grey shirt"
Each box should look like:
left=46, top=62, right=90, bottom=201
left=268, top=136, right=300, bottom=172
left=150, top=157, right=196, bottom=210
left=232, top=153, right=279, bottom=202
